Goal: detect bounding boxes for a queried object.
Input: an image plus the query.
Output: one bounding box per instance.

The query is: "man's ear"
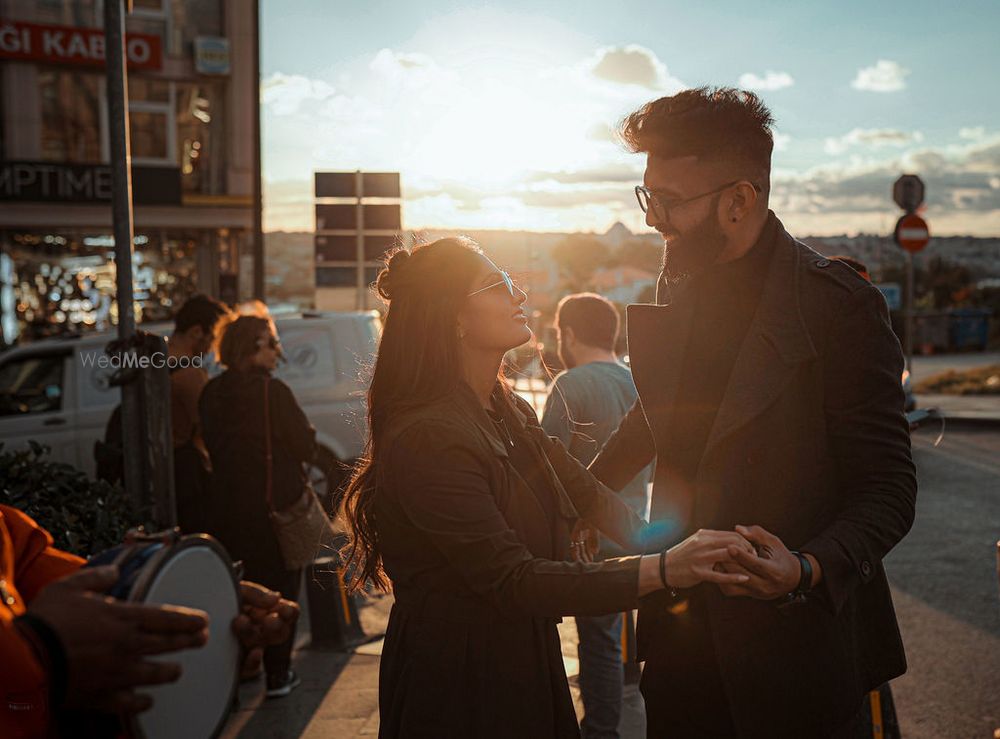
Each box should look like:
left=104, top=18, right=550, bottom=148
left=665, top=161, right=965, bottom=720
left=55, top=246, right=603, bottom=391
left=561, top=326, right=575, bottom=346
left=727, top=181, right=759, bottom=223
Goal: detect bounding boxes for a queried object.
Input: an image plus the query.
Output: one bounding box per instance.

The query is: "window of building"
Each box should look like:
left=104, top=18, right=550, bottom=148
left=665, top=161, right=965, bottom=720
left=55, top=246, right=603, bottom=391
left=176, top=82, right=225, bottom=193
left=169, top=0, right=224, bottom=57
left=129, top=77, right=174, bottom=164
left=38, top=70, right=103, bottom=163
left=0, top=353, right=65, bottom=417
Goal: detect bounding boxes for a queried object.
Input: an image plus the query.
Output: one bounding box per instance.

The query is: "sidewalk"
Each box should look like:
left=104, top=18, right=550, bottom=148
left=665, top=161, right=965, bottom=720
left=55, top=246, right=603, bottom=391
left=222, top=593, right=645, bottom=738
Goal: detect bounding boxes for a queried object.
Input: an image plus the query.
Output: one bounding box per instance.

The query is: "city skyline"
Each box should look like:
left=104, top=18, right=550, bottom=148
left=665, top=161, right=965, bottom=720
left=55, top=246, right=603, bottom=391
left=261, top=0, right=1000, bottom=237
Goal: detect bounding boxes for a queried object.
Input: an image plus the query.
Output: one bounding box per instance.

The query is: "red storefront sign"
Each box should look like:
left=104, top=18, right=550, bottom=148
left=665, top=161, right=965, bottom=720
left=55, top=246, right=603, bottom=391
left=0, top=20, right=162, bottom=70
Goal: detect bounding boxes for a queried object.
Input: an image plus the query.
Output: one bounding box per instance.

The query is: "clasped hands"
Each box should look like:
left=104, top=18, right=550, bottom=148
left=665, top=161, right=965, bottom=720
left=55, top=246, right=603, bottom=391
left=571, top=521, right=812, bottom=600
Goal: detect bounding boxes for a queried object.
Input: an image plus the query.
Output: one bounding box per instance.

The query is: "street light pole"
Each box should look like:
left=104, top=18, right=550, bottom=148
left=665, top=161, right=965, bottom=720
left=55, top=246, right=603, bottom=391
left=104, top=0, right=145, bottom=509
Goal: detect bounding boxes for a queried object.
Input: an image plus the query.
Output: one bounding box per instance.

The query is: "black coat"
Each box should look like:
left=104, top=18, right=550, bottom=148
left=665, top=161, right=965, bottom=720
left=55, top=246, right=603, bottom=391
left=590, top=213, right=917, bottom=738
left=375, top=385, right=647, bottom=738
left=199, top=368, right=316, bottom=574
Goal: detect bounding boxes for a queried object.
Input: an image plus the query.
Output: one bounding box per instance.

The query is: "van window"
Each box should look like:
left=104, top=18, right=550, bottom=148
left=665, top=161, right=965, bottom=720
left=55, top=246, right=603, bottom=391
left=76, top=345, right=122, bottom=409
left=275, top=325, right=339, bottom=389
left=0, top=353, right=67, bottom=416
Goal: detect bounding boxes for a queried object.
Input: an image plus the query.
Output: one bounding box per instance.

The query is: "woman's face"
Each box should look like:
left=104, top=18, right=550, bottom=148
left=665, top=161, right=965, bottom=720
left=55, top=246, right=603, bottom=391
left=457, top=253, right=531, bottom=353
left=250, top=330, right=281, bottom=371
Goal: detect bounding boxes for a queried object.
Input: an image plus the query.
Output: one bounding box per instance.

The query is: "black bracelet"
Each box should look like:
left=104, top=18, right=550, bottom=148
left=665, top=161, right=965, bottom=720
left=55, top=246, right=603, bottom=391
left=791, top=551, right=813, bottom=595
left=658, top=547, right=669, bottom=590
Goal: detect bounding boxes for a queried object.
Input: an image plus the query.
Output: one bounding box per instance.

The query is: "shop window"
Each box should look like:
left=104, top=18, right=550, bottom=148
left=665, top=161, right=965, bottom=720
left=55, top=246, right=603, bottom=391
left=0, top=353, right=65, bottom=417
left=38, top=70, right=103, bottom=163
left=176, top=82, right=225, bottom=193
left=129, top=110, right=171, bottom=161
left=129, top=79, right=174, bottom=165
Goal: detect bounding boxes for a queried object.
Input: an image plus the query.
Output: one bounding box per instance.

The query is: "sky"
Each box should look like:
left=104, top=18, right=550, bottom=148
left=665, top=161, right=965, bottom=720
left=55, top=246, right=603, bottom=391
left=260, top=0, right=1000, bottom=237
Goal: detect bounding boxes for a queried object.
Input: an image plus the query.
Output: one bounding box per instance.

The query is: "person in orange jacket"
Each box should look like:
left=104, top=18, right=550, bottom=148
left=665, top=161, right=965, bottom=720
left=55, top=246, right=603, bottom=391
left=0, top=504, right=299, bottom=738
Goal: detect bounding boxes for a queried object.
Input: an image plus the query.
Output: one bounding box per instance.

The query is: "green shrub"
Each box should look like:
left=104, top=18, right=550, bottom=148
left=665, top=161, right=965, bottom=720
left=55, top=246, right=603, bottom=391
left=0, top=441, right=138, bottom=557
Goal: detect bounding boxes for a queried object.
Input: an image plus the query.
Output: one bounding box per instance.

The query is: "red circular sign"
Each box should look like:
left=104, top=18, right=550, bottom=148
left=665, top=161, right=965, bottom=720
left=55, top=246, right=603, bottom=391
left=895, top=213, right=930, bottom=253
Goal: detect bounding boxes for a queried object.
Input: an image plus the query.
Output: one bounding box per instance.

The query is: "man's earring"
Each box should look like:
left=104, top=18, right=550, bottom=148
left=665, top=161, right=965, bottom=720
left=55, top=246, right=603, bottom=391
left=458, top=328, right=466, bottom=340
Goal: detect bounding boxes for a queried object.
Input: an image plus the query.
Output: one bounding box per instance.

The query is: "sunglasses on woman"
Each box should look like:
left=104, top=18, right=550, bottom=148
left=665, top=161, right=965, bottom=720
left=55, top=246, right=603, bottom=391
left=467, top=271, right=517, bottom=299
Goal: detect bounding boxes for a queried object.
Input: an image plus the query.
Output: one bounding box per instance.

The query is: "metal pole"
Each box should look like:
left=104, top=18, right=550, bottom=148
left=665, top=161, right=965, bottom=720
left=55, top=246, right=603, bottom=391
left=104, top=0, right=145, bottom=510
left=905, top=251, right=914, bottom=374
left=251, top=0, right=264, bottom=301
left=355, top=170, right=366, bottom=310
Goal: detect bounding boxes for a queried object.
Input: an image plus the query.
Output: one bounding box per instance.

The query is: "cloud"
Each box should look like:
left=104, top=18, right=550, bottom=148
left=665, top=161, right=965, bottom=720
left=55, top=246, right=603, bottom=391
left=851, top=60, right=910, bottom=92
left=959, top=126, right=986, bottom=140
left=589, top=45, right=681, bottom=90
left=738, top=70, right=794, bottom=91
left=261, top=73, right=337, bottom=116
left=772, top=131, right=792, bottom=152
left=824, top=128, right=924, bottom=155
left=525, top=164, right=643, bottom=185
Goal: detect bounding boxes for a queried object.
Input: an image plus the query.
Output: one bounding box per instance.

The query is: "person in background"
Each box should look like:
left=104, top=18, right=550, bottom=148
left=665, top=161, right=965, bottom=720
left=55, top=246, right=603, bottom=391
left=200, top=312, right=316, bottom=699
left=94, top=293, right=231, bottom=537
left=0, top=504, right=298, bottom=737
left=167, top=294, right=231, bottom=533
left=541, top=293, right=652, bottom=739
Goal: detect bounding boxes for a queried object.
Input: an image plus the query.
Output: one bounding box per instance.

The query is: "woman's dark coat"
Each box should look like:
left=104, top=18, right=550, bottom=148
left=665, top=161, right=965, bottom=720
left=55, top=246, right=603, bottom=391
left=199, top=367, right=316, bottom=573
left=375, top=385, right=647, bottom=738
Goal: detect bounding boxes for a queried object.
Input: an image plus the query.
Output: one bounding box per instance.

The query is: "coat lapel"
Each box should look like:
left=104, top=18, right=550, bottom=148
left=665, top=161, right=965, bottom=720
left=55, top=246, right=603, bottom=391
left=701, top=224, right=818, bottom=459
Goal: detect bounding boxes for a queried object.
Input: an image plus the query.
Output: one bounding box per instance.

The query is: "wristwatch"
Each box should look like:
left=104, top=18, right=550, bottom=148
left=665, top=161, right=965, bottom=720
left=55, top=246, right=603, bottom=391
left=782, top=551, right=813, bottom=605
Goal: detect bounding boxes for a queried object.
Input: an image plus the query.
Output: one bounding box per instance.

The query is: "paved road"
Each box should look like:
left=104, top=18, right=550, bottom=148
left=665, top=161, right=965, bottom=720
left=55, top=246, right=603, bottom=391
left=226, top=426, right=1000, bottom=738
left=887, top=426, right=1000, bottom=738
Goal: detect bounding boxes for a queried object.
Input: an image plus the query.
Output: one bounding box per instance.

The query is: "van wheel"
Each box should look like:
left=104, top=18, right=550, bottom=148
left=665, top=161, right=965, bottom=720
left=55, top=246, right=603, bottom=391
left=308, top=446, right=351, bottom=516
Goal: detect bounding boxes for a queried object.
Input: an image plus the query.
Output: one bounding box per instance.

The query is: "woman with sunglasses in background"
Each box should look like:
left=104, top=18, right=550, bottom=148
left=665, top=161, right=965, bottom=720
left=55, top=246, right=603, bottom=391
left=199, top=311, right=316, bottom=699
left=340, top=237, right=753, bottom=738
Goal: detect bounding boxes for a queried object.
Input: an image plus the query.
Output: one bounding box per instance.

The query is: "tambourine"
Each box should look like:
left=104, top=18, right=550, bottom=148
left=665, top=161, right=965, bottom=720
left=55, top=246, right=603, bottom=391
left=85, top=530, right=242, bottom=739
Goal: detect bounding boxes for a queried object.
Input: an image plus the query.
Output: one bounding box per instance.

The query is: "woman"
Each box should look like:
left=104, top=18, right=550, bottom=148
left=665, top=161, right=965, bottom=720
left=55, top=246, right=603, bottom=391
left=200, top=312, right=315, bottom=699
left=341, top=237, right=752, bottom=738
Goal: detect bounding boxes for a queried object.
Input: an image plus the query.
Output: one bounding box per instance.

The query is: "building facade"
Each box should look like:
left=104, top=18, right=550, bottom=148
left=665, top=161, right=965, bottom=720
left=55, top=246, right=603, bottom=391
left=0, top=0, right=259, bottom=344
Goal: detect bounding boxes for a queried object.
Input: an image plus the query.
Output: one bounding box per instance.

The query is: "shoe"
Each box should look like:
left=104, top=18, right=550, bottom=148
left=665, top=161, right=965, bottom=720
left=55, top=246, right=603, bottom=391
left=265, top=670, right=301, bottom=699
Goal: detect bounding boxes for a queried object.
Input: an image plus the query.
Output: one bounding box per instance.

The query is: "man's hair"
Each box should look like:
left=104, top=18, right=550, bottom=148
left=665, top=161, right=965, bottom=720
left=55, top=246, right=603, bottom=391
left=620, top=86, right=775, bottom=195
left=556, top=293, right=620, bottom=352
left=174, top=293, right=230, bottom=335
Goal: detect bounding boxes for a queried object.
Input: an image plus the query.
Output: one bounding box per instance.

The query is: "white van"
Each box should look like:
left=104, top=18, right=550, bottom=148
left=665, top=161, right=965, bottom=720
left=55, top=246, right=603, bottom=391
left=0, top=311, right=381, bottom=505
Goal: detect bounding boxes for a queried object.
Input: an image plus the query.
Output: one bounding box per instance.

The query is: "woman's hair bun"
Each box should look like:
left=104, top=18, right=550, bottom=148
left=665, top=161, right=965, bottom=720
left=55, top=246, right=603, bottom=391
left=375, top=248, right=412, bottom=301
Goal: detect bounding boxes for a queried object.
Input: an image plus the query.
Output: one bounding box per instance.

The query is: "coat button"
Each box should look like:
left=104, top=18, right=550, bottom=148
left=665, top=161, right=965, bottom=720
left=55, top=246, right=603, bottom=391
left=860, top=560, right=873, bottom=578
left=816, top=259, right=831, bottom=268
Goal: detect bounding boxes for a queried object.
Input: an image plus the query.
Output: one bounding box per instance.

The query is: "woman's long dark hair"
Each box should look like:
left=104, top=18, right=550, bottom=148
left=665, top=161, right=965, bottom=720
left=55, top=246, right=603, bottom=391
left=340, top=237, right=489, bottom=592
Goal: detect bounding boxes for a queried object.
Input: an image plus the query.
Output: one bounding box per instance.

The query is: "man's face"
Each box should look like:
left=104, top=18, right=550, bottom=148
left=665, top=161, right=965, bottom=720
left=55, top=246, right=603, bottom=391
left=643, top=154, right=730, bottom=279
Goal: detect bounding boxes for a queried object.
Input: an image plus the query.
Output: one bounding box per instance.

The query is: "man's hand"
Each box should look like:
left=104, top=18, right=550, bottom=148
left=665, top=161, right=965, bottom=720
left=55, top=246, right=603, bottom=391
left=28, top=565, right=209, bottom=715
left=232, top=581, right=299, bottom=651
left=717, top=525, right=808, bottom=600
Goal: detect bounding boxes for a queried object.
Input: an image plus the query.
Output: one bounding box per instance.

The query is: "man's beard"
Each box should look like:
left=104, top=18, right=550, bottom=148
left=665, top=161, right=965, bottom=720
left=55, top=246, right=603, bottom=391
left=661, top=196, right=729, bottom=282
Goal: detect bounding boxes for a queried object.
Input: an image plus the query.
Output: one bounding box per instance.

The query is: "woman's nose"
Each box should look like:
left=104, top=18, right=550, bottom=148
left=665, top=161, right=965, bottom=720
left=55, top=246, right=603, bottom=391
left=514, top=285, right=528, bottom=305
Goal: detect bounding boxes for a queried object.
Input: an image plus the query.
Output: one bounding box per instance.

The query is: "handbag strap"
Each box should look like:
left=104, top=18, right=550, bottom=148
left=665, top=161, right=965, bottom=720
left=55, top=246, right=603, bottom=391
left=263, top=376, right=274, bottom=512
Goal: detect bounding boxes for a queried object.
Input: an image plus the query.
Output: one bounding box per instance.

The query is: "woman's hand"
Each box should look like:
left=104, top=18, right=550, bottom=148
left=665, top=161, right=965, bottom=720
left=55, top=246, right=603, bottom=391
left=569, top=520, right=599, bottom=563
left=663, top=529, right=756, bottom=590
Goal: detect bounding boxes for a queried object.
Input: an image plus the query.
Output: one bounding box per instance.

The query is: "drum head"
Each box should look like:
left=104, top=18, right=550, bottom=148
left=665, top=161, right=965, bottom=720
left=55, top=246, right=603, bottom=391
left=128, top=536, right=240, bottom=739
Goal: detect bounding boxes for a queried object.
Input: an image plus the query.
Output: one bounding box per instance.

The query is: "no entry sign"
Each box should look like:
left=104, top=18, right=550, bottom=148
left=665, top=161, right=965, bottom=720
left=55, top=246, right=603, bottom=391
left=894, top=213, right=930, bottom=253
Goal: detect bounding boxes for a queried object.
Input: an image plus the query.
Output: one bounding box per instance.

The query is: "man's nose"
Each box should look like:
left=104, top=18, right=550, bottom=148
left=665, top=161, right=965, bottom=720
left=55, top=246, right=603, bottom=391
left=645, top=207, right=662, bottom=230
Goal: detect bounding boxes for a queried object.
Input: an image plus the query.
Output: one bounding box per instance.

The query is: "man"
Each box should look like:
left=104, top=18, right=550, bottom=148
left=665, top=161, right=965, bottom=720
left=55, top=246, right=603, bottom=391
left=96, top=294, right=230, bottom=532
left=167, top=294, right=231, bottom=532
left=541, top=293, right=652, bottom=739
left=0, top=504, right=298, bottom=736
left=588, top=88, right=916, bottom=738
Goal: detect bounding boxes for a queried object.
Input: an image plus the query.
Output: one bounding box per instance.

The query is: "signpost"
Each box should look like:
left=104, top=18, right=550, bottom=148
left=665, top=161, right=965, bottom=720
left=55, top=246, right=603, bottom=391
left=314, top=172, right=401, bottom=310
left=892, top=174, right=929, bottom=374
